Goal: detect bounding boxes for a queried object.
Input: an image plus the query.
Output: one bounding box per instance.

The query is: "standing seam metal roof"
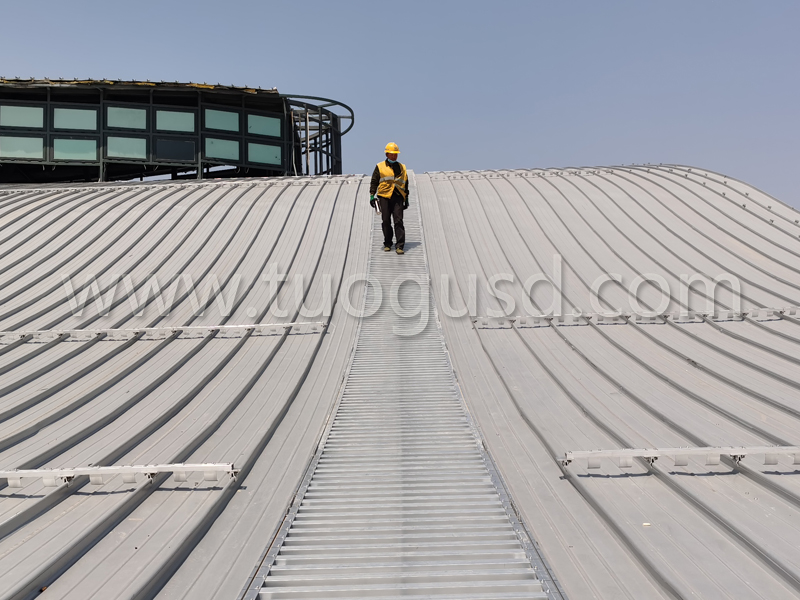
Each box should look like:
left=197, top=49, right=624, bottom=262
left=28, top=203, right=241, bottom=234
left=249, top=200, right=556, bottom=598
left=0, top=175, right=372, bottom=599
left=0, top=163, right=799, bottom=599
left=417, top=165, right=800, bottom=600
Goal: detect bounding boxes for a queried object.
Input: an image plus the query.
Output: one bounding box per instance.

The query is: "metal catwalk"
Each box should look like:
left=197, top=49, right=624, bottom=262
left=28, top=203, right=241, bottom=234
left=243, top=194, right=559, bottom=599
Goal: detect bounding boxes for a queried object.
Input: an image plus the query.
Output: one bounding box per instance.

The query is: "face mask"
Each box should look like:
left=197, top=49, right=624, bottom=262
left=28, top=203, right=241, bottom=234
left=387, top=158, right=396, bottom=164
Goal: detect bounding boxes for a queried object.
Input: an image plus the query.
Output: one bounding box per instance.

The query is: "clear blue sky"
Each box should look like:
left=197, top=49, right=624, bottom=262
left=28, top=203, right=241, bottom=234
left=3, top=1, right=798, bottom=207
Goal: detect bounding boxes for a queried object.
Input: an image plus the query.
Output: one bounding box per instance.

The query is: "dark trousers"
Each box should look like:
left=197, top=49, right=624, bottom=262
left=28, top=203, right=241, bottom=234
left=379, top=194, right=405, bottom=249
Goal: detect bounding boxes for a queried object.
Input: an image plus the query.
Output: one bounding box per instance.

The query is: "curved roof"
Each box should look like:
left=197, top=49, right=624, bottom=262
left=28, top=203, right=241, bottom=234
left=418, top=165, right=800, bottom=599
left=0, top=175, right=370, bottom=598
left=0, top=164, right=799, bottom=598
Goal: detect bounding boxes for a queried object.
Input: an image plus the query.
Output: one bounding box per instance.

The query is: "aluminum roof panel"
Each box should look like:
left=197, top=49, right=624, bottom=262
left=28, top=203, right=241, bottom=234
left=1, top=164, right=798, bottom=598
left=418, top=167, right=800, bottom=599
left=0, top=175, right=369, bottom=598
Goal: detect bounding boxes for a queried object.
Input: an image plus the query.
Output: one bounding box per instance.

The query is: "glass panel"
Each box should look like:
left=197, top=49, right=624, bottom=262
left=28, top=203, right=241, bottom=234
left=205, top=109, right=239, bottom=132
left=107, top=136, right=147, bottom=159
left=248, top=143, right=281, bottom=165
left=107, top=106, right=147, bottom=130
left=205, top=138, right=239, bottom=161
left=156, top=138, right=195, bottom=162
left=0, top=105, right=44, bottom=128
left=247, top=114, right=280, bottom=137
left=0, top=136, right=44, bottom=159
left=156, top=110, right=194, bottom=133
left=54, top=108, right=97, bottom=131
left=54, top=138, right=98, bottom=161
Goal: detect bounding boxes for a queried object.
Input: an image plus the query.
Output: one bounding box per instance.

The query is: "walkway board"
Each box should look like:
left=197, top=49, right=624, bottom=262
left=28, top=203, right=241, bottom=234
left=247, top=201, right=556, bottom=599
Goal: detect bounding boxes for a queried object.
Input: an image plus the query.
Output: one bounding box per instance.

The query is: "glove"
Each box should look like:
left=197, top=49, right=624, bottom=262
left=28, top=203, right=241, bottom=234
left=403, top=199, right=409, bottom=210
left=369, top=195, right=376, bottom=209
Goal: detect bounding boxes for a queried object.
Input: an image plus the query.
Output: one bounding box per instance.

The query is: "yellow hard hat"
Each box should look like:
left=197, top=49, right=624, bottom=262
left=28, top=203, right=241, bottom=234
left=384, top=142, right=400, bottom=154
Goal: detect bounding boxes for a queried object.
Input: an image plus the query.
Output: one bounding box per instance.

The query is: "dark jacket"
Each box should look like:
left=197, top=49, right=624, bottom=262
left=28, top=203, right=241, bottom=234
left=370, top=160, right=410, bottom=202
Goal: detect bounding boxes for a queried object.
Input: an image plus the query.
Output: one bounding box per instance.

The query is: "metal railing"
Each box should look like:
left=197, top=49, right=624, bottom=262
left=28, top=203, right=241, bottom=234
left=283, top=95, right=353, bottom=176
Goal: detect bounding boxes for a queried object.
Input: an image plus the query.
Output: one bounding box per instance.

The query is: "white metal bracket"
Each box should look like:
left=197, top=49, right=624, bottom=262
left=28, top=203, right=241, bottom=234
left=594, top=313, right=628, bottom=325
left=747, top=308, right=783, bottom=322
left=562, top=446, right=800, bottom=469
left=429, top=308, right=800, bottom=333
left=0, top=322, right=328, bottom=345
left=551, top=313, right=588, bottom=326
left=514, top=316, right=550, bottom=329
left=472, top=318, right=514, bottom=330
left=1, top=462, right=237, bottom=489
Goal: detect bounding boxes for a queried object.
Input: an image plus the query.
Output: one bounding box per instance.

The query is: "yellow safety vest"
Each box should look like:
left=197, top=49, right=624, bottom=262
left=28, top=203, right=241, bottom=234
left=376, top=161, right=407, bottom=199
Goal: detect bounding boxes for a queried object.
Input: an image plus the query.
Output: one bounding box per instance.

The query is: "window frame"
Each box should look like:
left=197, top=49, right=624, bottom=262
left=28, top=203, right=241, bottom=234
left=246, top=141, right=283, bottom=167
left=51, top=135, right=100, bottom=163
left=154, top=136, right=197, bottom=163
left=203, top=106, right=241, bottom=134
left=154, top=108, right=197, bottom=135
left=51, top=104, right=99, bottom=133
left=104, top=134, right=149, bottom=162
left=105, top=103, right=150, bottom=132
left=203, top=135, right=241, bottom=162
left=246, top=113, right=283, bottom=139
left=0, top=102, right=46, bottom=130
left=0, top=132, right=47, bottom=161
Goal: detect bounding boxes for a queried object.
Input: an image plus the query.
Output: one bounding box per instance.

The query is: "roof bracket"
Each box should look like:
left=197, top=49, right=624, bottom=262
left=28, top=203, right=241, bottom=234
left=1, top=463, right=237, bottom=490
left=552, top=313, right=588, bottom=326
left=708, top=310, right=744, bottom=322
left=631, top=314, right=664, bottom=325
left=514, top=316, right=550, bottom=329
left=0, top=322, right=328, bottom=345
left=473, top=317, right=514, bottom=330
left=562, top=446, right=800, bottom=471
left=747, top=308, right=783, bottom=321
left=595, top=313, right=627, bottom=325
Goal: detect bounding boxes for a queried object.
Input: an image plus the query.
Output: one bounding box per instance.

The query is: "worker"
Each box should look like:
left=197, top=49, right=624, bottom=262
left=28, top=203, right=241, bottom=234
left=369, top=142, right=409, bottom=254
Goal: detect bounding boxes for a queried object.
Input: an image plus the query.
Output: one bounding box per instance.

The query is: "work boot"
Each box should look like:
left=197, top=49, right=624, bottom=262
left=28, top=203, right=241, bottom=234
left=383, top=246, right=391, bottom=252
left=396, top=248, right=404, bottom=255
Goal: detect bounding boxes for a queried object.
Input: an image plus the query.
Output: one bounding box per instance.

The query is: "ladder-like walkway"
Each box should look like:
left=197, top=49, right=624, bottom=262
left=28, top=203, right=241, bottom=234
left=244, top=200, right=558, bottom=599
